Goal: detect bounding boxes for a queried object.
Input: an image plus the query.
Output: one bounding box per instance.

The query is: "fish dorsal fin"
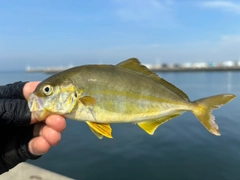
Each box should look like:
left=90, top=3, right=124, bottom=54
left=117, top=58, right=189, bottom=101
left=159, top=78, right=189, bottom=101
left=117, top=58, right=160, bottom=81
left=138, top=113, right=182, bottom=135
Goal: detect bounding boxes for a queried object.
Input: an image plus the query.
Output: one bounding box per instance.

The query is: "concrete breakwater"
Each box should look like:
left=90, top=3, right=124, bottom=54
left=1, top=162, right=74, bottom=180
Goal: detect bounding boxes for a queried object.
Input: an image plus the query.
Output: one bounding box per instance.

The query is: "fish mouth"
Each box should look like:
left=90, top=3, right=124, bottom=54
left=28, top=93, right=48, bottom=120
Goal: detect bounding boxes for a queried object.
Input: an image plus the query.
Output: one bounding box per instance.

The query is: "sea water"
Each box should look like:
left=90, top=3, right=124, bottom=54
left=1, top=71, right=240, bottom=180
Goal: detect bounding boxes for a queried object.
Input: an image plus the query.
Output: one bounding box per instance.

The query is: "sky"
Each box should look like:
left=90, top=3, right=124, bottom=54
left=1, top=0, right=240, bottom=70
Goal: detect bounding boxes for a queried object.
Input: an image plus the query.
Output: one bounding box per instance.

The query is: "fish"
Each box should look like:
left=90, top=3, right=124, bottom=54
left=28, top=58, right=236, bottom=139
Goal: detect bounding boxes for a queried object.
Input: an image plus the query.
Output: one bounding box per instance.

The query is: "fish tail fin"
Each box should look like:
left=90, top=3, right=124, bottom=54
left=191, top=94, right=236, bottom=136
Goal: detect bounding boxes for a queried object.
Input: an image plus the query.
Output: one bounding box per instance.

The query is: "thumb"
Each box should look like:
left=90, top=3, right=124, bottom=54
left=23, top=81, right=40, bottom=124
left=23, top=81, right=40, bottom=100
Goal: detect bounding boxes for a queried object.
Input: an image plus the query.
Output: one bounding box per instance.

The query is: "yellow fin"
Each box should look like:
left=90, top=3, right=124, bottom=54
left=86, top=121, right=113, bottom=138
left=192, top=94, right=236, bottom=136
left=138, top=114, right=181, bottom=135
left=117, top=58, right=189, bottom=101
left=80, top=96, right=97, bottom=106
left=89, top=126, right=104, bottom=139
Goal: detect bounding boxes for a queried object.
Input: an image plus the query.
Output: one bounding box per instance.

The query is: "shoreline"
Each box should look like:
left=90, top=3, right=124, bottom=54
left=25, top=66, right=240, bottom=74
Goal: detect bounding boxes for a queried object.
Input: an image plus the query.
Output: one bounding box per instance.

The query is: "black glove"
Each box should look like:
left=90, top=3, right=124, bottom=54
left=0, top=82, right=40, bottom=174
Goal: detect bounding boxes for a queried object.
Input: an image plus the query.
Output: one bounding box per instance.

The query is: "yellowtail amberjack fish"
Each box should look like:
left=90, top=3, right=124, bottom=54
left=28, top=58, right=236, bottom=139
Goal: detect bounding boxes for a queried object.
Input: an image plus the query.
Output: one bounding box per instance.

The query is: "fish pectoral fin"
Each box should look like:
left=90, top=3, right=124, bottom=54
left=137, top=114, right=182, bottom=135
left=80, top=96, right=97, bottom=106
left=86, top=122, right=113, bottom=139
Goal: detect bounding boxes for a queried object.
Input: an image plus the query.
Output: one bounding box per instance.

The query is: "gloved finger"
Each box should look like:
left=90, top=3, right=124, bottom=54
left=0, top=81, right=27, bottom=99
left=0, top=99, right=31, bottom=126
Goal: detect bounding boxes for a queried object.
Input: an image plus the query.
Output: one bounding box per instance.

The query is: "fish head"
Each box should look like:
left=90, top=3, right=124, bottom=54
left=28, top=81, right=79, bottom=121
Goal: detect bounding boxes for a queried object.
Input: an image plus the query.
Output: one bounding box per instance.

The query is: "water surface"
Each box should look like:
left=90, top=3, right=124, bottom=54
left=1, top=71, right=239, bottom=180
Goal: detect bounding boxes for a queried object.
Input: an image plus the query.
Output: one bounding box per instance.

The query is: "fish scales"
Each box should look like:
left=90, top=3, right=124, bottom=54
left=66, top=65, right=190, bottom=123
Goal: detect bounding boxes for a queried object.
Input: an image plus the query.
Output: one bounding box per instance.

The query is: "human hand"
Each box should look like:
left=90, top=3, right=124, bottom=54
left=0, top=81, right=66, bottom=174
left=23, top=82, right=66, bottom=155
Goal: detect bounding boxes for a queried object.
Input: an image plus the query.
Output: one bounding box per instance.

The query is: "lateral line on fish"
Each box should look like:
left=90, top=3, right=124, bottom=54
left=84, top=89, right=179, bottom=105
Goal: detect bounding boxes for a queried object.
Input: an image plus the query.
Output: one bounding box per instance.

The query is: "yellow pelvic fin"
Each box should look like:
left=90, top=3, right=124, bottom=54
left=117, top=58, right=189, bottom=101
left=80, top=96, right=97, bottom=106
left=86, top=121, right=113, bottom=139
left=192, top=94, right=236, bottom=136
left=137, top=114, right=182, bottom=135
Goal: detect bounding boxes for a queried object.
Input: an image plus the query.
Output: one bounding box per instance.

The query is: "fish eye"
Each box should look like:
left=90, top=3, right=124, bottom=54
left=43, top=85, right=53, bottom=95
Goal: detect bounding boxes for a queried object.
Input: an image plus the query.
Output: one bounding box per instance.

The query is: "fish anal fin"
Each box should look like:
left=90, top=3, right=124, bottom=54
left=138, top=114, right=181, bottom=135
left=86, top=122, right=113, bottom=138
left=80, top=96, right=97, bottom=106
left=117, top=58, right=189, bottom=101
left=89, top=126, right=104, bottom=139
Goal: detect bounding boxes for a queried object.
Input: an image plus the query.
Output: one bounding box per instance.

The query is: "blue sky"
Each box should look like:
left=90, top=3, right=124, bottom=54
left=1, top=0, right=240, bottom=70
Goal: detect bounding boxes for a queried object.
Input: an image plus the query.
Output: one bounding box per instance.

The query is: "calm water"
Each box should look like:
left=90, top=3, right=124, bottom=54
left=1, top=71, right=240, bottom=180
